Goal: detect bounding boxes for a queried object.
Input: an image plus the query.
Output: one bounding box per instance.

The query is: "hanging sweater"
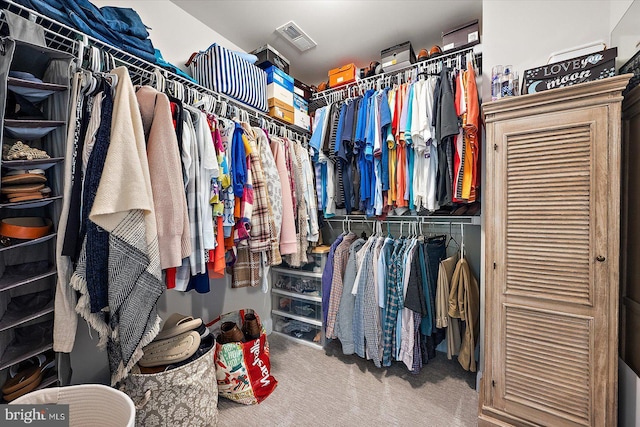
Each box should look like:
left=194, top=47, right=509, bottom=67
left=136, top=86, right=191, bottom=269
left=271, top=136, right=297, bottom=255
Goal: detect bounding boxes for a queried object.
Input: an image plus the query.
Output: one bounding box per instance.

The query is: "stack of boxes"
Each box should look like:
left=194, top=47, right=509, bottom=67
left=266, top=65, right=294, bottom=124
left=252, top=43, right=312, bottom=131
left=293, top=80, right=311, bottom=131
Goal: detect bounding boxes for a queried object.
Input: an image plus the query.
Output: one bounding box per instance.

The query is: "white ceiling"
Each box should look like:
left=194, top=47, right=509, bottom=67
left=170, top=0, right=483, bottom=86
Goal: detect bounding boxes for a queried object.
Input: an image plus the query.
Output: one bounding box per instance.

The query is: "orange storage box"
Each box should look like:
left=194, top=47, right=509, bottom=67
left=329, top=63, right=356, bottom=88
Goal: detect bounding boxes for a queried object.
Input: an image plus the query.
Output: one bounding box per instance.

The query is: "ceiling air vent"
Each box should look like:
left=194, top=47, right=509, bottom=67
left=276, top=21, right=317, bottom=52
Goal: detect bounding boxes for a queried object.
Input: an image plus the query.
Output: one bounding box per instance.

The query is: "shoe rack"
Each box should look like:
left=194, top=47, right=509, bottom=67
left=0, top=36, right=72, bottom=401
left=271, top=252, right=327, bottom=349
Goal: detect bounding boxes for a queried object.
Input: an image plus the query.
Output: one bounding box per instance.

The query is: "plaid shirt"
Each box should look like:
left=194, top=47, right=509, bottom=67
left=353, top=240, right=374, bottom=359
left=382, top=240, right=402, bottom=366
left=363, top=244, right=382, bottom=368
left=244, top=125, right=271, bottom=253
left=326, top=233, right=357, bottom=339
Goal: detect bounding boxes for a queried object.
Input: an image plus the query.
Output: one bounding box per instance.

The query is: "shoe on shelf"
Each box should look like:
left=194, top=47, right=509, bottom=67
left=218, top=321, right=244, bottom=344
left=242, top=313, right=261, bottom=341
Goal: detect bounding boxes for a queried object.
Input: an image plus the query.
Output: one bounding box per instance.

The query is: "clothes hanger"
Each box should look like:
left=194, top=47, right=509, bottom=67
left=447, top=222, right=460, bottom=254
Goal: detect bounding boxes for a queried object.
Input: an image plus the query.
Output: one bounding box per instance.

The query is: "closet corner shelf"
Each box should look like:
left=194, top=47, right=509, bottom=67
left=270, top=330, right=323, bottom=350
left=0, top=341, right=53, bottom=371
left=271, top=266, right=322, bottom=279
left=0, top=233, right=56, bottom=253
left=7, top=77, right=67, bottom=92
left=0, top=265, right=56, bottom=293
left=271, top=309, right=322, bottom=327
left=1, top=157, right=64, bottom=170
left=0, top=300, right=54, bottom=332
left=0, top=195, right=62, bottom=209
left=272, top=288, right=322, bottom=303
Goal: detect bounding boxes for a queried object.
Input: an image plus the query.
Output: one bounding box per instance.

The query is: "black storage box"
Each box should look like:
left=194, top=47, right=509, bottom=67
left=522, top=48, right=617, bottom=95
left=442, top=20, right=480, bottom=52
left=251, top=44, right=290, bottom=74
left=381, top=41, right=416, bottom=73
left=294, top=78, right=314, bottom=100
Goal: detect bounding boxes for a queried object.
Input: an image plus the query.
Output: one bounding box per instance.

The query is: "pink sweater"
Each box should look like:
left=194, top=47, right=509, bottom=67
left=271, top=137, right=297, bottom=255
left=136, top=86, right=191, bottom=269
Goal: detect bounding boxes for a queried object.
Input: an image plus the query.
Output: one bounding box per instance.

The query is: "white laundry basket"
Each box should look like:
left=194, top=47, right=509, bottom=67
left=10, top=384, right=135, bottom=427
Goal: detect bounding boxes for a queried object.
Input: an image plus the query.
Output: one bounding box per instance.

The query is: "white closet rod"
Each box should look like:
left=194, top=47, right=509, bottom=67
left=323, top=215, right=480, bottom=226
left=0, top=0, right=310, bottom=140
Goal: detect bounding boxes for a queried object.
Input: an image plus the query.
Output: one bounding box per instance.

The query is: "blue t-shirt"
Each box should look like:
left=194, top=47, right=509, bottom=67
left=231, top=123, right=247, bottom=197
left=341, top=100, right=356, bottom=145
left=309, top=106, right=328, bottom=159
left=379, top=89, right=392, bottom=191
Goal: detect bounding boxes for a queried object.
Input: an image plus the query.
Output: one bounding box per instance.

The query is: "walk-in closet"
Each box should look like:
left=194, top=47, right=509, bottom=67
left=0, top=0, right=638, bottom=426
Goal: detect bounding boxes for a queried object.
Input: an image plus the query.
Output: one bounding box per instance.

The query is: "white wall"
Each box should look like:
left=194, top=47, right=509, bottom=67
left=611, top=0, right=634, bottom=33
left=482, top=0, right=612, bottom=100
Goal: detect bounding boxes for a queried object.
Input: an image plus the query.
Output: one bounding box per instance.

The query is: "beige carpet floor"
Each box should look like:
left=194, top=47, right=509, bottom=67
left=217, top=333, right=478, bottom=427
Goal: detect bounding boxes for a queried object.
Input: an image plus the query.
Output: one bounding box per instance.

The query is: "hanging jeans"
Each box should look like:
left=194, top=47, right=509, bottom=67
left=421, top=236, right=447, bottom=359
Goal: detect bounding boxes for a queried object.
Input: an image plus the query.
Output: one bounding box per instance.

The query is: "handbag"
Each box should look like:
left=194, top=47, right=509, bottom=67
left=208, top=309, right=277, bottom=405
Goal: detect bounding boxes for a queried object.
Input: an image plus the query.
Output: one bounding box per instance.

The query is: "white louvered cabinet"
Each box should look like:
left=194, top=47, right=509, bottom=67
left=479, top=75, right=632, bottom=427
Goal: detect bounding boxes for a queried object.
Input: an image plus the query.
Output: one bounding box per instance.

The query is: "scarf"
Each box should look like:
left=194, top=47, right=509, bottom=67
left=70, top=67, right=163, bottom=385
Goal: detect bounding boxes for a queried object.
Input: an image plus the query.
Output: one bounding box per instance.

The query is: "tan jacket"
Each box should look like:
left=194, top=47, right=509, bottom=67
left=448, top=257, right=480, bottom=372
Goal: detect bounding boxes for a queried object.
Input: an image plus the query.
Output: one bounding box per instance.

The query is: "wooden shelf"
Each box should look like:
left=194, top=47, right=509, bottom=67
left=0, top=265, right=56, bottom=293
left=0, top=300, right=54, bottom=332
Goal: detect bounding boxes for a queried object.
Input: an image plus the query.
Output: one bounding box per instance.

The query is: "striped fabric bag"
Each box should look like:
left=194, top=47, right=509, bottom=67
left=188, top=43, right=268, bottom=112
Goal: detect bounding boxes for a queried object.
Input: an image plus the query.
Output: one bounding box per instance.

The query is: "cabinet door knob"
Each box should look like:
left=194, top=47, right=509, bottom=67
left=596, top=255, right=606, bottom=262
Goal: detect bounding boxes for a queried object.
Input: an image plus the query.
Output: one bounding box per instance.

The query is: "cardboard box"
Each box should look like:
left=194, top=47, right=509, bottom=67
left=265, top=65, right=294, bottom=91
left=522, top=47, right=617, bottom=95
left=294, top=109, right=310, bottom=131
left=269, top=104, right=294, bottom=124
left=381, top=41, right=416, bottom=73
left=267, top=82, right=293, bottom=105
left=251, top=44, right=290, bottom=74
left=329, top=63, right=357, bottom=88
left=268, top=97, right=293, bottom=110
left=442, top=19, right=480, bottom=52
left=293, top=93, right=308, bottom=114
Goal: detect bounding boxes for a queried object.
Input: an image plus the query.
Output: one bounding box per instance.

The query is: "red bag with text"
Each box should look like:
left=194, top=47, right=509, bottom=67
left=207, top=309, right=277, bottom=405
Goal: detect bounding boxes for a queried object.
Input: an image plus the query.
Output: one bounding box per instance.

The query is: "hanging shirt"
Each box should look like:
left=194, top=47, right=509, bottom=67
left=379, top=88, right=392, bottom=193
left=218, top=118, right=236, bottom=240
